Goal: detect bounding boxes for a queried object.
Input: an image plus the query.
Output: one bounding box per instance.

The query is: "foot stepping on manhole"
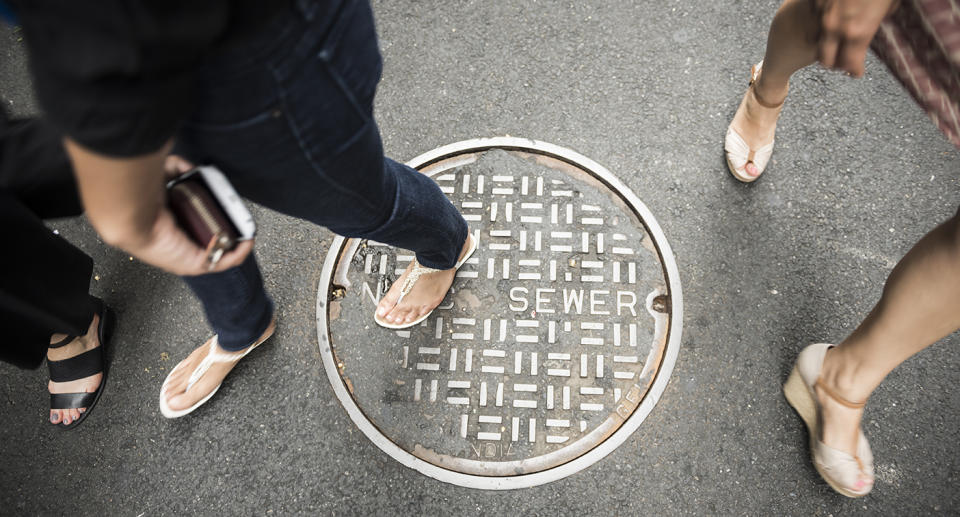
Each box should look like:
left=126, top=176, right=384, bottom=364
left=316, top=137, right=682, bottom=489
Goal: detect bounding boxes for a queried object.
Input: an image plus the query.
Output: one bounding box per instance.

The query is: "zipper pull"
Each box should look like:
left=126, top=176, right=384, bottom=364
left=208, top=247, right=225, bottom=270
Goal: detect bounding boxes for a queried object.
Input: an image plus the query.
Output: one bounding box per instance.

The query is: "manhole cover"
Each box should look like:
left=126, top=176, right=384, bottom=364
left=316, top=137, right=682, bottom=489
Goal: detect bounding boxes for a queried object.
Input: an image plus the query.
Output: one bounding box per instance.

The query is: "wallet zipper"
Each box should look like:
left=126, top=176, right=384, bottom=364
left=182, top=184, right=225, bottom=238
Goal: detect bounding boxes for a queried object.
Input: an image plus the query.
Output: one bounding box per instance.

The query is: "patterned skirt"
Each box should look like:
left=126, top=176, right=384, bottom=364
left=872, top=0, right=960, bottom=148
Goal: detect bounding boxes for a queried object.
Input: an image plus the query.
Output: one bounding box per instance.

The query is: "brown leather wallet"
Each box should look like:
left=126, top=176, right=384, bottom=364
left=167, top=172, right=238, bottom=266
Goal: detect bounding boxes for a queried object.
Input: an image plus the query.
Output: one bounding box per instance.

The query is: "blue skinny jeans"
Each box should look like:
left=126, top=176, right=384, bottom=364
left=178, top=0, right=467, bottom=350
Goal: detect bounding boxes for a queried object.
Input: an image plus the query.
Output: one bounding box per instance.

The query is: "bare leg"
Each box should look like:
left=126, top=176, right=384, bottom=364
left=817, top=210, right=960, bottom=455
left=754, top=0, right=820, bottom=100
left=729, top=0, right=820, bottom=177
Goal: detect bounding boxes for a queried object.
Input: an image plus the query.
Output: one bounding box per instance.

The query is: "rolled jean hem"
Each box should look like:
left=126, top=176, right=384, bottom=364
left=217, top=302, right=274, bottom=351
left=415, top=224, right=469, bottom=270
left=181, top=253, right=275, bottom=352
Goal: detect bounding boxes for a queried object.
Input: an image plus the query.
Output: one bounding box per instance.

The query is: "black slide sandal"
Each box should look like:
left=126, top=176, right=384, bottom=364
left=47, top=299, right=115, bottom=430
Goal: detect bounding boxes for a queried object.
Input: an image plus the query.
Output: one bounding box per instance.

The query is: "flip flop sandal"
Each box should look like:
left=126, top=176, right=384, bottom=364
left=374, top=233, right=479, bottom=330
left=47, top=298, right=115, bottom=430
left=159, top=322, right=275, bottom=419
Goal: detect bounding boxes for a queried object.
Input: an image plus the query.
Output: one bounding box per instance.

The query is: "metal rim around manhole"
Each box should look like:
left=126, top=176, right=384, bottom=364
left=316, top=137, right=682, bottom=490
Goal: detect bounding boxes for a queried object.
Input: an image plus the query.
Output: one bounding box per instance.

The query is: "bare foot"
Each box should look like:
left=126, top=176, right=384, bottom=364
left=376, top=234, right=474, bottom=326
left=48, top=314, right=102, bottom=426
left=161, top=317, right=276, bottom=413
left=728, top=79, right=788, bottom=178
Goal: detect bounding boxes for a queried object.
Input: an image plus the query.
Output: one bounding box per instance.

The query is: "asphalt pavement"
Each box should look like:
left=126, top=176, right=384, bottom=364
left=2, top=1, right=959, bottom=515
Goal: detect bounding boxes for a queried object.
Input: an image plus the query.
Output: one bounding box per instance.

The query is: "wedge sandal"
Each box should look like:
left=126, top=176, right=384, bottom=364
left=783, top=343, right=875, bottom=497
left=724, top=61, right=785, bottom=182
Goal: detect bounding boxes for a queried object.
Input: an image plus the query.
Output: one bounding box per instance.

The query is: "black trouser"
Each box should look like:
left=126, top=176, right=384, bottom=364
left=0, top=110, right=97, bottom=369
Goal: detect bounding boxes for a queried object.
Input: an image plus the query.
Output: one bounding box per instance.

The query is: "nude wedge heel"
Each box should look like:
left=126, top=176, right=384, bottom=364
left=783, top=365, right=817, bottom=430
left=783, top=343, right=874, bottom=498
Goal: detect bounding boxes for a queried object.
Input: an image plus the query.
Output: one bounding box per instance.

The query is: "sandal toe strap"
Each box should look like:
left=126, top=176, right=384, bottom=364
left=396, top=261, right=441, bottom=303
left=48, top=346, right=103, bottom=383
left=184, top=336, right=257, bottom=393
left=816, top=440, right=873, bottom=488
left=50, top=391, right=97, bottom=410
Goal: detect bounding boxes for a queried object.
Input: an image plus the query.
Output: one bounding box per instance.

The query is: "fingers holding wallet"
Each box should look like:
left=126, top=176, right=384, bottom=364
left=66, top=138, right=255, bottom=276
left=165, top=165, right=256, bottom=273
left=164, top=154, right=195, bottom=178
left=135, top=208, right=254, bottom=276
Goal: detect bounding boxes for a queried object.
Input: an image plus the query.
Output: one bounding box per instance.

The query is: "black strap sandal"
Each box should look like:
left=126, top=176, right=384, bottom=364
left=47, top=298, right=115, bottom=430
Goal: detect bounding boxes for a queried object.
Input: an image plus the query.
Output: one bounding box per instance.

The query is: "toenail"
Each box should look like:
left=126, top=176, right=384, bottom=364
left=50, top=414, right=58, bottom=423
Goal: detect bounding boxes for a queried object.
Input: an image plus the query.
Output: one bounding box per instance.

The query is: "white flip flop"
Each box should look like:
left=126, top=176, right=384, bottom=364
left=374, top=233, right=479, bottom=330
left=159, top=323, right=274, bottom=419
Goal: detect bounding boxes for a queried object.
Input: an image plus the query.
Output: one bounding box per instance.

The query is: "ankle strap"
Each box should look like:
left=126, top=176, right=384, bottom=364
left=748, top=62, right=785, bottom=109
left=48, top=334, right=76, bottom=349
left=750, top=84, right=785, bottom=109
left=815, top=378, right=866, bottom=409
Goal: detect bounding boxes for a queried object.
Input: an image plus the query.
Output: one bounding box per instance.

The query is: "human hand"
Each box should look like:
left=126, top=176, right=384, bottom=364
left=67, top=139, right=253, bottom=276
left=814, top=0, right=898, bottom=77
left=164, top=154, right=195, bottom=179
left=129, top=206, right=255, bottom=276
left=138, top=154, right=254, bottom=275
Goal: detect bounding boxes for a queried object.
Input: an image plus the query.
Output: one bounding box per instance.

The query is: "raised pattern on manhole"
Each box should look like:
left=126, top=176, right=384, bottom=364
left=317, top=138, right=682, bottom=490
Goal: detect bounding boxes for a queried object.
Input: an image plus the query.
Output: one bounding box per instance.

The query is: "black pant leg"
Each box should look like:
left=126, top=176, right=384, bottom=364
left=0, top=110, right=82, bottom=217
left=0, top=113, right=95, bottom=369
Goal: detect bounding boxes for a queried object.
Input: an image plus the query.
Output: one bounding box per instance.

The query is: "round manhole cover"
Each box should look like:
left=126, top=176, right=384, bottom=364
left=316, top=137, right=682, bottom=489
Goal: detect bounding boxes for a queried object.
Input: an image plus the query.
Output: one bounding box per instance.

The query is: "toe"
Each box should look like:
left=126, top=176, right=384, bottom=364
left=385, top=308, right=399, bottom=323
left=50, top=410, right=61, bottom=424
left=377, top=292, right=399, bottom=317
left=162, top=377, right=184, bottom=397
left=852, top=475, right=874, bottom=494
left=387, top=306, right=409, bottom=324
left=167, top=392, right=193, bottom=412
left=745, top=162, right=759, bottom=177
left=411, top=304, right=431, bottom=322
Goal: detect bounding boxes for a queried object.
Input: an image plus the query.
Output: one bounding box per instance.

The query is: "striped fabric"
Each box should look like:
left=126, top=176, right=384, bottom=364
left=872, top=0, right=960, bottom=148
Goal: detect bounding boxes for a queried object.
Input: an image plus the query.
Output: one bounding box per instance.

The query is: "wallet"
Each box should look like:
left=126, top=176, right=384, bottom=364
left=167, top=169, right=241, bottom=266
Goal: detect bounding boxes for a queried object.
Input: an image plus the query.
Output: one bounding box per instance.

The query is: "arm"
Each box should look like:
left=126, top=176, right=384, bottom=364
left=65, top=138, right=253, bottom=276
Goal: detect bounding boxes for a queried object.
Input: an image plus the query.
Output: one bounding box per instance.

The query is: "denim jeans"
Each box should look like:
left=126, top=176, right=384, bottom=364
left=178, top=0, right=468, bottom=350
